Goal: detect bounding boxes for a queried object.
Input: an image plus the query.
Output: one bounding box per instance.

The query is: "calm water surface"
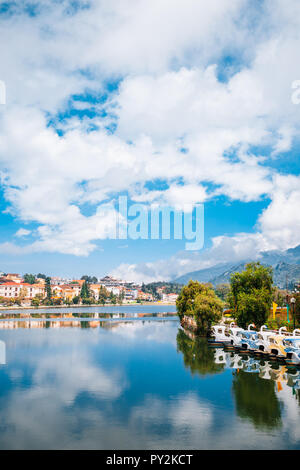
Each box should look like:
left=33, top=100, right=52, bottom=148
left=0, top=304, right=177, bottom=315
left=0, top=318, right=300, bottom=449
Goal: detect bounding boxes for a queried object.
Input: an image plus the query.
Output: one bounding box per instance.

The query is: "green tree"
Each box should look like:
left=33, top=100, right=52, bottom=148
left=229, top=262, right=273, bottom=329
left=36, top=273, right=47, bottom=280
left=31, top=293, right=43, bottom=307
left=98, top=285, right=108, bottom=305
left=80, top=281, right=90, bottom=299
left=215, top=283, right=230, bottom=302
left=109, top=291, right=117, bottom=304
left=23, top=273, right=36, bottom=284
left=81, top=275, right=98, bottom=283
left=272, top=287, right=286, bottom=307
left=176, top=281, right=224, bottom=335
left=117, top=291, right=124, bottom=305
left=72, top=295, right=80, bottom=305
left=45, top=277, right=52, bottom=301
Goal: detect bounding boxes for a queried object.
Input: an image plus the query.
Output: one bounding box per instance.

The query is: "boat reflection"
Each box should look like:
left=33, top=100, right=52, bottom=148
left=176, top=328, right=226, bottom=376
left=178, top=327, right=300, bottom=386
left=177, top=328, right=300, bottom=431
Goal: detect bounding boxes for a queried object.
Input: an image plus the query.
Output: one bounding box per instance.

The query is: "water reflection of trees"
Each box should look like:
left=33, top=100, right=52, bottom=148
left=176, top=328, right=225, bottom=376
left=232, top=369, right=282, bottom=430
left=177, top=328, right=283, bottom=430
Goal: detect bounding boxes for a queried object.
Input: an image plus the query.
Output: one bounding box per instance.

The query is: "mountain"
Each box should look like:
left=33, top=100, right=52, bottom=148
left=174, top=245, right=300, bottom=288
left=272, top=262, right=300, bottom=288
left=174, top=262, right=234, bottom=285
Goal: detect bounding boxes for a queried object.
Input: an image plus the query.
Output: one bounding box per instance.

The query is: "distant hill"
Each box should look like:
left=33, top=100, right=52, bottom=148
left=174, top=245, right=300, bottom=288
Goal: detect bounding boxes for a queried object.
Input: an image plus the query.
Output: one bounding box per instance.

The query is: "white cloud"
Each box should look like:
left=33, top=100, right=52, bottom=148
left=0, top=0, right=300, bottom=263
left=14, top=228, right=31, bottom=238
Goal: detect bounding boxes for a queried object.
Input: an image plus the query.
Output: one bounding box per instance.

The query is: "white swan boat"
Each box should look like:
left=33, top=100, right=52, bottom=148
left=283, top=329, right=300, bottom=365
left=228, top=322, right=244, bottom=347
left=210, top=325, right=231, bottom=345
left=238, top=324, right=258, bottom=351
left=255, top=325, right=278, bottom=353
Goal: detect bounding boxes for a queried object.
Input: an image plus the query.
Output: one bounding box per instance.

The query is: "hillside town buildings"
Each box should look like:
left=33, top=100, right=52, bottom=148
left=0, top=273, right=178, bottom=305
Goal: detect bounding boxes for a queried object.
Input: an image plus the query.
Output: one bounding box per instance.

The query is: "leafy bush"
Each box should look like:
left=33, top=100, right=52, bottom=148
left=176, top=281, right=224, bottom=335
left=229, top=262, right=273, bottom=329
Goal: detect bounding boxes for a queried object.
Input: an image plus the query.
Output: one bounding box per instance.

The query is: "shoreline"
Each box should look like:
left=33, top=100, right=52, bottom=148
left=0, top=301, right=177, bottom=311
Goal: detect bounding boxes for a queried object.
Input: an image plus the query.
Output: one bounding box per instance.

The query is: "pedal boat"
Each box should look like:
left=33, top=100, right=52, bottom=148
left=265, top=328, right=292, bottom=359
left=283, top=330, right=300, bottom=365
left=255, top=325, right=278, bottom=355
left=209, top=325, right=231, bottom=346
left=228, top=322, right=244, bottom=347
left=238, top=324, right=258, bottom=352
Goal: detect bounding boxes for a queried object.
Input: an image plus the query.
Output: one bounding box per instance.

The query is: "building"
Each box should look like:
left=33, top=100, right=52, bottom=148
left=1, top=273, right=22, bottom=284
left=89, top=284, right=101, bottom=301
left=162, top=293, right=178, bottom=303
left=0, top=282, right=45, bottom=299
left=137, top=290, right=154, bottom=301
left=52, top=284, right=81, bottom=301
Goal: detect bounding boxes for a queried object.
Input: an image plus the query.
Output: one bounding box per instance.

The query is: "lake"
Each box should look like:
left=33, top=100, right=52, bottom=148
left=0, top=316, right=300, bottom=449
left=0, top=304, right=177, bottom=315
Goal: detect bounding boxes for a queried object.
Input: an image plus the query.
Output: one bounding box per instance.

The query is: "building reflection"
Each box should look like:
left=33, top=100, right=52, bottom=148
left=0, top=317, right=177, bottom=330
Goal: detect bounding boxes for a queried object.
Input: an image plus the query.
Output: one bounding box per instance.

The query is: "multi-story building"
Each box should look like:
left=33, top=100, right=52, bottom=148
left=2, top=273, right=22, bottom=284
left=52, top=284, right=81, bottom=301
left=89, top=284, right=101, bottom=301
left=137, top=290, right=154, bottom=301
left=162, top=293, right=178, bottom=303
left=0, top=282, right=45, bottom=299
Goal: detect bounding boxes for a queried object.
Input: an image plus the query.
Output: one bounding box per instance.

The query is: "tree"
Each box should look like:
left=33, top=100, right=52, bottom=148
left=72, top=295, right=80, bottom=305
left=109, top=291, right=117, bottom=304
left=80, top=281, right=90, bottom=299
left=272, top=287, right=286, bottom=307
left=19, top=286, right=28, bottom=301
left=45, top=277, right=52, bottom=301
left=31, top=297, right=40, bottom=307
left=229, top=262, right=273, bottom=329
left=117, top=292, right=124, bottom=305
left=98, top=285, right=108, bottom=305
left=81, top=275, right=98, bottom=283
left=23, top=273, right=36, bottom=284
left=36, top=273, right=47, bottom=280
left=176, top=281, right=224, bottom=335
left=215, top=283, right=230, bottom=302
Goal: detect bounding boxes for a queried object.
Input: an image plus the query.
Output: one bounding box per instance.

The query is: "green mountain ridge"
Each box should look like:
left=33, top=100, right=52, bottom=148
left=174, top=246, right=300, bottom=288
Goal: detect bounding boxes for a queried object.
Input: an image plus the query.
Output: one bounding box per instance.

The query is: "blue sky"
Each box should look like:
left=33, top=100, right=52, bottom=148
left=0, top=0, right=300, bottom=282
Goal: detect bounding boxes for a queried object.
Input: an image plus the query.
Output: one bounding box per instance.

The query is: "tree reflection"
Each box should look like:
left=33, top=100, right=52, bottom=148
left=176, top=328, right=225, bottom=376
left=232, top=369, right=282, bottom=430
